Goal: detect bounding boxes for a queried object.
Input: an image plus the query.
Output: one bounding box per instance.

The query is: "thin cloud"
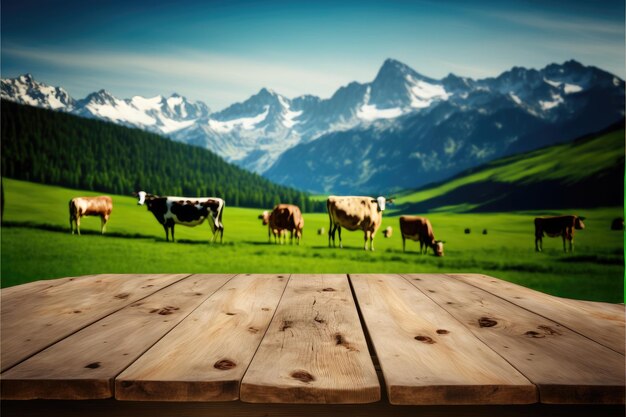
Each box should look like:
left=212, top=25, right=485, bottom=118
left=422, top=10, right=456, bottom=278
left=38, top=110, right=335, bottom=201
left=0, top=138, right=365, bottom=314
left=487, top=11, right=624, bottom=38
left=2, top=44, right=355, bottom=106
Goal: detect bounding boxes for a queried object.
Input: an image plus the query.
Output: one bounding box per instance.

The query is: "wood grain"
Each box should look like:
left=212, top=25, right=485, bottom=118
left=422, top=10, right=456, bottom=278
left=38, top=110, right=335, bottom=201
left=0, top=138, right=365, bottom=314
left=240, top=274, right=380, bottom=404
left=449, top=274, right=625, bottom=355
left=0, top=275, right=93, bottom=298
left=403, top=274, right=625, bottom=404
left=1, top=274, right=188, bottom=372
left=0, top=274, right=233, bottom=400
left=350, top=274, right=536, bottom=405
left=115, top=274, right=290, bottom=401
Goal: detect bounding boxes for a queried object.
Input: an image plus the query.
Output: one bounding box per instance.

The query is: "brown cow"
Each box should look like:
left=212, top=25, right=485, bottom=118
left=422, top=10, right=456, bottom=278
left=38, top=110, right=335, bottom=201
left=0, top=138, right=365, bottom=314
left=260, top=204, right=304, bottom=245
left=534, top=215, right=585, bottom=252
left=69, top=196, right=113, bottom=235
left=327, top=196, right=391, bottom=251
left=399, top=216, right=444, bottom=256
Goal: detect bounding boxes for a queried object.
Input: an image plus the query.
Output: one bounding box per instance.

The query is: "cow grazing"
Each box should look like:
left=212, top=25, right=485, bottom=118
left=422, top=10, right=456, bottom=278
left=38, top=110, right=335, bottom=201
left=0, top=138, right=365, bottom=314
left=383, top=226, right=393, bottom=238
left=317, top=227, right=325, bottom=235
left=399, top=216, right=444, bottom=257
left=259, top=210, right=284, bottom=243
left=136, top=191, right=224, bottom=243
left=69, top=196, right=113, bottom=235
left=327, top=196, right=391, bottom=251
left=260, top=204, right=304, bottom=245
left=534, top=215, right=585, bottom=252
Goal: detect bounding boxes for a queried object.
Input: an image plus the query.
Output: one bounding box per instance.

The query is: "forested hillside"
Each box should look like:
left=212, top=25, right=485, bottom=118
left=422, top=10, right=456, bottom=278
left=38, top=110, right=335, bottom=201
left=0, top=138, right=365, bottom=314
left=394, top=121, right=625, bottom=213
left=1, top=100, right=324, bottom=211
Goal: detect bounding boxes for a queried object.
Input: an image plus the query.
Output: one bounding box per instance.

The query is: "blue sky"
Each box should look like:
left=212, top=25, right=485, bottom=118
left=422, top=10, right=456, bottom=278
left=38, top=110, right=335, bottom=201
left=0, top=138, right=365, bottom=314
left=2, top=0, right=624, bottom=111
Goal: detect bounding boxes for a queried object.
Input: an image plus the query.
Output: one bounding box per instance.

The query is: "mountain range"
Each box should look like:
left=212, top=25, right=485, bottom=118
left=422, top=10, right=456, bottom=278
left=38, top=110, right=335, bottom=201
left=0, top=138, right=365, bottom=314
left=2, top=59, right=624, bottom=193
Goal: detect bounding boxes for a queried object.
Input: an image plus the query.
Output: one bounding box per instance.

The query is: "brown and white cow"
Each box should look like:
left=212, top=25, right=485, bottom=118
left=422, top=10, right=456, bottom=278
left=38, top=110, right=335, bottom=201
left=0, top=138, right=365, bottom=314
left=259, top=204, right=304, bottom=245
left=136, top=191, right=224, bottom=243
left=399, top=216, right=444, bottom=256
left=69, top=196, right=113, bottom=235
left=327, top=196, right=391, bottom=251
left=534, top=215, right=585, bottom=252
left=383, top=226, right=393, bottom=238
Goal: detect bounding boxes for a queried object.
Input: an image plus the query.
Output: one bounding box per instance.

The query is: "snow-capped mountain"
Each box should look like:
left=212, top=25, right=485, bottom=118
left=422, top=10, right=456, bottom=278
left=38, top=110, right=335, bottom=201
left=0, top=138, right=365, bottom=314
left=265, top=60, right=625, bottom=193
left=74, top=90, right=210, bottom=134
left=2, top=75, right=210, bottom=136
left=1, top=74, right=75, bottom=110
left=2, top=58, right=624, bottom=193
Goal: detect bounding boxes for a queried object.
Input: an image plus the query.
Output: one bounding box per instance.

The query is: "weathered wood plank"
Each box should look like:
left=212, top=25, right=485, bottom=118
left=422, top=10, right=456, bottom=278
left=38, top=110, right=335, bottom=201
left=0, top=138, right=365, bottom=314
left=349, top=274, right=536, bottom=405
left=403, top=274, right=625, bottom=404
left=0, top=275, right=92, bottom=298
left=240, top=274, right=380, bottom=404
left=115, top=274, right=290, bottom=401
left=450, top=274, right=625, bottom=355
left=1, top=274, right=188, bottom=372
left=0, top=274, right=234, bottom=400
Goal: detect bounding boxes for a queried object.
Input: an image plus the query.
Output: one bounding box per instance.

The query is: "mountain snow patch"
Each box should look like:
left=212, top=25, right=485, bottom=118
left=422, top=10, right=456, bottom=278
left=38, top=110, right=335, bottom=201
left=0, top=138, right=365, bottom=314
left=407, top=76, right=450, bottom=108
left=544, top=78, right=583, bottom=94
left=539, top=94, right=564, bottom=110
left=208, top=106, right=270, bottom=133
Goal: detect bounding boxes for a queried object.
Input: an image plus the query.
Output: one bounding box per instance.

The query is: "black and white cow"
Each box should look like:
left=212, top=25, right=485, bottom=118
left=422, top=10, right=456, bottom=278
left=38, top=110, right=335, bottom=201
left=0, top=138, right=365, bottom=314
left=136, top=191, right=225, bottom=243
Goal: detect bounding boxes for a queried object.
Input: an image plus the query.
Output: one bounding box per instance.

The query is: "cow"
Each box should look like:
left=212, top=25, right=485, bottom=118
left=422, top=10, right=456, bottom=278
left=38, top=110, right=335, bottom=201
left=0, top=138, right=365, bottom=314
left=383, top=226, right=393, bottom=238
left=399, top=216, right=444, bottom=256
left=534, top=215, right=585, bottom=252
left=69, top=196, right=113, bottom=235
left=259, top=210, right=285, bottom=243
left=327, top=196, right=391, bottom=251
left=136, top=191, right=224, bottom=243
left=259, top=204, right=304, bottom=245
left=317, top=227, right=325, bottom=235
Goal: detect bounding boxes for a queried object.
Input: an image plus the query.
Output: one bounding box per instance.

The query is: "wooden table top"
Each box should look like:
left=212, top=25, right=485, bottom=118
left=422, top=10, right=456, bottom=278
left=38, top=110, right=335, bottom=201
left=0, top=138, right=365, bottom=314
left=1, top=273, right=624, bottom=408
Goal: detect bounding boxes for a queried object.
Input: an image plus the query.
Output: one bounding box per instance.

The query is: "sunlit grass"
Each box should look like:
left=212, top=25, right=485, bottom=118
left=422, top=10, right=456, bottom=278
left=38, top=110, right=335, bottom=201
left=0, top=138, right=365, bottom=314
left=1, top=178, right=623, bottom=303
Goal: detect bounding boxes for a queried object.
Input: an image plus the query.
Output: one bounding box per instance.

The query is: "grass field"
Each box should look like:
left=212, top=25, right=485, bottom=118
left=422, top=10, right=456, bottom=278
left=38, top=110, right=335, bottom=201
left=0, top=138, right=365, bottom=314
left=1, top=178, right=623, bottom=303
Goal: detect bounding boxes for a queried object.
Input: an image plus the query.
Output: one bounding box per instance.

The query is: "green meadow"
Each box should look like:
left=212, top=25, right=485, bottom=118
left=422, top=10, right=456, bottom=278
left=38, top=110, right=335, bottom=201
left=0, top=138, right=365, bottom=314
left=1, top=178, right=623, bottom=303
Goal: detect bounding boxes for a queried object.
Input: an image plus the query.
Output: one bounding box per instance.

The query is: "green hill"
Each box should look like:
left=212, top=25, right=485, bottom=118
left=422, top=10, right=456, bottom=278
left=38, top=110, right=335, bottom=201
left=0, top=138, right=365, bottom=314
left=0, top=100, right=325, bottom=211
left=394, top=121, right=625, bottom=213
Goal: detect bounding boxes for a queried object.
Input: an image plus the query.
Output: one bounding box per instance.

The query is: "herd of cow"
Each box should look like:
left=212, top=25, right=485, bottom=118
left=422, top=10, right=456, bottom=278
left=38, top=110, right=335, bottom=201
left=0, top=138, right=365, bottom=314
left=68, top=193, right=591, bottom=254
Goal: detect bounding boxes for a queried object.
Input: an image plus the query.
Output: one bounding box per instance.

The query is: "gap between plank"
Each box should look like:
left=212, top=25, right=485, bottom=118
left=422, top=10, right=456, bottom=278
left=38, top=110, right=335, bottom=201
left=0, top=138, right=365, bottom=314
left=0, top=274, right=194, bottom=376
left=109, top=274, right=238, bottom=397
left=445, top=274, right=626, bottom=357
left=237, top=274, right=293, bottom=396
left=397, top=273, right=540, bottom=399
left=347, top=273, right=389, bottom=404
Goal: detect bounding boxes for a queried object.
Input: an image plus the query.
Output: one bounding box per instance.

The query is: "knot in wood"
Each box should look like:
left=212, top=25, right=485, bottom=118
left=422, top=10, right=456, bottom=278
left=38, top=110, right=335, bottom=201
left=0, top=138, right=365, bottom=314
left=85, top=362, right=101, bottom=369
left=214, top=359, right=237, bottom=370
left=414, top=335, right=436, bottom=344
left=478, top=317, right=497, bottom=328
left=291, top=370, right=315, bottom=383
